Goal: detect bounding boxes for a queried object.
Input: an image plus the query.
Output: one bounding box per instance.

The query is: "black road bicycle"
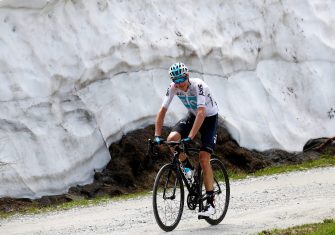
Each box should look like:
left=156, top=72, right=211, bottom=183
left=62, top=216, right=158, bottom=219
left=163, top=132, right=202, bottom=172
left=147, top=139, right=230, bottom=232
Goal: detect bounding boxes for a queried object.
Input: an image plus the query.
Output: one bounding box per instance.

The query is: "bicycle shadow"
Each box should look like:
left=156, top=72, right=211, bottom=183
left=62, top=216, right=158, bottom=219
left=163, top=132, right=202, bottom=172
left=156, top=222, right=250, bottom=235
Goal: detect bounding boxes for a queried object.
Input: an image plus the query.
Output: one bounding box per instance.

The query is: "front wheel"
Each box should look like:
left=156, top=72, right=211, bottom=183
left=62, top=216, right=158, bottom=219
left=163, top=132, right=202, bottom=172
left=201, top=158, right=230, bottom=225
left=152, top=164, right=184, bottom=232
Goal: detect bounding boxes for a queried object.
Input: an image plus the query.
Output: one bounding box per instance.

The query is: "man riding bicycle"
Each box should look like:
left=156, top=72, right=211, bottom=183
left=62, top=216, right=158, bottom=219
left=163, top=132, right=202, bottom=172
left=154, top=62, right=219, bottom=217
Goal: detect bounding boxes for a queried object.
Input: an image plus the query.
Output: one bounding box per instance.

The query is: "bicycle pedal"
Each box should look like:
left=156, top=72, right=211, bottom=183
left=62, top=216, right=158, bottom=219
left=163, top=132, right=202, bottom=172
left=198, top=215, right=206, bottom=220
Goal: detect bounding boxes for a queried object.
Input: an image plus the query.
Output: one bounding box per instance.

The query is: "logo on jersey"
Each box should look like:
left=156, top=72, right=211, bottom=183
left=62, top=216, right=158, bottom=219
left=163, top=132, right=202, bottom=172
left=198, top=84, right=204, bottom=96
left=178, top=96, right=197, bottom=110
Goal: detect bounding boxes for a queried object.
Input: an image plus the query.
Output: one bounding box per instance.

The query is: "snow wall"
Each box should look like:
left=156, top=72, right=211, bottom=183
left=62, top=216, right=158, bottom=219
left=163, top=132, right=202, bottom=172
left=0, top=0, right=334, bottom=198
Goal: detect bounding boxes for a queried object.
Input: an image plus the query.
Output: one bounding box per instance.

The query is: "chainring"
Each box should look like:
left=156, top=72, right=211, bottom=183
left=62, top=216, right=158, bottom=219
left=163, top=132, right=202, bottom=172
left=187, top=193, right=198, bottom=210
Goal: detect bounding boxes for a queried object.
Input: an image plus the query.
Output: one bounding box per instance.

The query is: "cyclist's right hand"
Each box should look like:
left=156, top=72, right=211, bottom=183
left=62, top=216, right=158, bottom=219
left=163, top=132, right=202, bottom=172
left=153, top=136, right=164, bottom=145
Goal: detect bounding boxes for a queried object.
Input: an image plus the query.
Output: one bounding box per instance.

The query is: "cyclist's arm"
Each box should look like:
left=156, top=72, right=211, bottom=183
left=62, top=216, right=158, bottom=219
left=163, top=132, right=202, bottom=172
left=188, top=106, right=206, bottom=139
left=155, top=84, right=175, bottom=136
left=155, top=107, right=167, bottom=136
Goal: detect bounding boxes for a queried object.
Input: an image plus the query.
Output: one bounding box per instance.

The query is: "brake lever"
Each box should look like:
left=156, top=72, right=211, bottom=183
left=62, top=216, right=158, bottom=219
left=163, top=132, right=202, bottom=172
left=147, top=139, right=159, bottom=157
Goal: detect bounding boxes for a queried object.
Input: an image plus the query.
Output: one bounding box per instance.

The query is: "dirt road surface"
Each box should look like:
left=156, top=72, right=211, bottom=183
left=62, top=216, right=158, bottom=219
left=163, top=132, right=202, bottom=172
left=1, top=167, right=334, bottom=235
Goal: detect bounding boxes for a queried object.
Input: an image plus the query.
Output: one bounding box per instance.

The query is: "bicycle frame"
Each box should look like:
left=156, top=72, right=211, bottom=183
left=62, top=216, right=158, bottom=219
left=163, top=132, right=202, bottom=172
left=151, top=138, right=231, bottom=231
left=174, top=148, right=199, bottom=195
left=148, top=139, right=207, bottom=211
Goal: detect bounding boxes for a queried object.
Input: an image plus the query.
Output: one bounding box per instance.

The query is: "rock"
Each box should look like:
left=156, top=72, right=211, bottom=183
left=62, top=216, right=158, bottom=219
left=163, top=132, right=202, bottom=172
left=303, top=137, right=335, bottom=152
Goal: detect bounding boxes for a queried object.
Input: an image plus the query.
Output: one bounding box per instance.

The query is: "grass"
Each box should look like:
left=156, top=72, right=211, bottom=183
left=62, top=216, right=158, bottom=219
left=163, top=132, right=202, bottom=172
left=258, top=219, right=335, bottom=235
left=0, top=154, right=334, bottom=220
left=228, top=153, right=335, bottom=180
left=0, top=191, right=151, bottom=220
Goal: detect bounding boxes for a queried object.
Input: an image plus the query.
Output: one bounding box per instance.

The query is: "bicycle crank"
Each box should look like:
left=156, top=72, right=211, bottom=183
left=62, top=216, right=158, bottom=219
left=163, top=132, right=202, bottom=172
left=187, top=194, right=197, bottom=210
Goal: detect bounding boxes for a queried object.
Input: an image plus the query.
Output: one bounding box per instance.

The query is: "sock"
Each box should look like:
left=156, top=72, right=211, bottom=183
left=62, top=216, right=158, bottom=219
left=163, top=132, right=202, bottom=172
left=206, top=191, right=215, bottom=207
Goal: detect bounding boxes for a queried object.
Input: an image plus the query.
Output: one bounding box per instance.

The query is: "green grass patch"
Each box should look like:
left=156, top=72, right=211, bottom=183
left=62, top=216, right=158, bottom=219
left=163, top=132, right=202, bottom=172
left=258, top=219, right=335, bottom=235
left=0, top=191, right=151, bottom=220
left=0, top=196, right=110, bottom=220
left=229, top=153, right=335, bottom=180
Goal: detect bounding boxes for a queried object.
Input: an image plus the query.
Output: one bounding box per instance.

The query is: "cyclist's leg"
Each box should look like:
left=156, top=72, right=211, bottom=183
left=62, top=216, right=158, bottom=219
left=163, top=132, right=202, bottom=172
left=167, top=131, right=181, bottom=141
left=198, top=114, right=218, bottom=214
left=169, top=113, right=194, bottom=161
left=199, top=151, right=214, bottom=191
left=199, top=114, right=218, bottom=189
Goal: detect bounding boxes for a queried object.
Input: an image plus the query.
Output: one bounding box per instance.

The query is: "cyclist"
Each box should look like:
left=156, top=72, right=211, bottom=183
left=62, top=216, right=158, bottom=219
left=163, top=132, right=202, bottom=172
left=154, top=62, right=219, bottom=217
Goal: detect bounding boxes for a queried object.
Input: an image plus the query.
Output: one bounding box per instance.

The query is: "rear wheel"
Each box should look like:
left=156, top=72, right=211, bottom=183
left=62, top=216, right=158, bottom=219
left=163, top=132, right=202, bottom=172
left=152, top=164, right=184, bottom=231
left=201, top=158, right=230, bottom=225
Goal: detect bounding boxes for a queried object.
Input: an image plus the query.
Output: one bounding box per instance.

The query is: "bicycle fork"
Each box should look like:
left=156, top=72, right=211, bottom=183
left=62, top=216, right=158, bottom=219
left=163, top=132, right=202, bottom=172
left=163, top=168, right=178, bottom=200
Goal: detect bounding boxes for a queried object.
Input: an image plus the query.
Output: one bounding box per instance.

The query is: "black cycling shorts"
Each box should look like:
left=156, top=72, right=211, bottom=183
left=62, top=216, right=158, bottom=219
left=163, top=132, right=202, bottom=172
left=172, top=112, right=218, bottom=154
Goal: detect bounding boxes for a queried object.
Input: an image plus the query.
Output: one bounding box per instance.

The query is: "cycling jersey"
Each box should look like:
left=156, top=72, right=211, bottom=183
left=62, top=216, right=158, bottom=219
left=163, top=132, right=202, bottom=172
left=162, top=78, right=219, bottom=116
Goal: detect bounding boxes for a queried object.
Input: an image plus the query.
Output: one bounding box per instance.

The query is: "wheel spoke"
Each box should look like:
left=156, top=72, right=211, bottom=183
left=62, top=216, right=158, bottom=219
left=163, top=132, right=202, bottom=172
left=153, top=164, right=184, bottom=231
left=201, top=158, right=230, bottom=225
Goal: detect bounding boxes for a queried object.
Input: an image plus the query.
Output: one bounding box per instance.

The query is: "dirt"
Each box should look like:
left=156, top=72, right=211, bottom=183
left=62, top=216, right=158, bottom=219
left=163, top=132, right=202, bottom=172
left=0, top=119, right=334, bottom=215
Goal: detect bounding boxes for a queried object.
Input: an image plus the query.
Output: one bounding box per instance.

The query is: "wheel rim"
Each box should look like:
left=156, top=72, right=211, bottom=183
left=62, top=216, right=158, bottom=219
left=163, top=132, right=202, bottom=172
left=154, top=165, right=184, bottom=229
left=202, top=159, right=229, bottom=222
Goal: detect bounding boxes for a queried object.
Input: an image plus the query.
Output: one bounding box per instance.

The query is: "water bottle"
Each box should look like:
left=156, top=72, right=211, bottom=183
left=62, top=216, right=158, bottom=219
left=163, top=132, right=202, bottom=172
left=184, top=167, right=193, bottom=183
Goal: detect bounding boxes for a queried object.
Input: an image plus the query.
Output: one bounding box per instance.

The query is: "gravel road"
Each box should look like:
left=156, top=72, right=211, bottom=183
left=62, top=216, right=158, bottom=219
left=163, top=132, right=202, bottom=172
left=1, top=167, right=335, bottom=235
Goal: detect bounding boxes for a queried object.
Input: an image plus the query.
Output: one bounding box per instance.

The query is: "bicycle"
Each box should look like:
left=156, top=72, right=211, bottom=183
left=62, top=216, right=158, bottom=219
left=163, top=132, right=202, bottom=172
left=147, top=139, right=230, bottom=232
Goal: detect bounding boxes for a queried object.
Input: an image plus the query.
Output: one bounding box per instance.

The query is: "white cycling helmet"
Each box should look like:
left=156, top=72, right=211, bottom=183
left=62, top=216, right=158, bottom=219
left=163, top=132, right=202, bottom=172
left=169, top=62, right=189, bottom=79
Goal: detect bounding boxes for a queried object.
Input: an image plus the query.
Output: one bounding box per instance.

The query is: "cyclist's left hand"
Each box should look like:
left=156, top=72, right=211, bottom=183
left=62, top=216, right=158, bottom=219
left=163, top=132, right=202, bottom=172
left=181, top=137, right=193, bottom=144
left=153, top=136, right=164, bottom=145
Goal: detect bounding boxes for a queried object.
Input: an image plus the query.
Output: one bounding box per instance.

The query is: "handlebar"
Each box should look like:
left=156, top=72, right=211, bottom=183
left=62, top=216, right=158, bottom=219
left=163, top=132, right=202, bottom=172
left=146, top=139, right=189, bottom=158
left=148, top=139, right=187, bottom=147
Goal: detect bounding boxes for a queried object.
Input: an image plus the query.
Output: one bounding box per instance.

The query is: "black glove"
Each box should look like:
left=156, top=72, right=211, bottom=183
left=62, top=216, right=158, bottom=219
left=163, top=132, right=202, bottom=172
left=153, top=136, right=164, bottom=145
left=181, top=137, right=192, bottom=144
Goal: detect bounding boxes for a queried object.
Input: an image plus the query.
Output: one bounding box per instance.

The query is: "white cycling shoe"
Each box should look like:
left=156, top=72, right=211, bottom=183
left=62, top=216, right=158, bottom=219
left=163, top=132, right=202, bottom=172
left=198, top=203, right=216, bottom=217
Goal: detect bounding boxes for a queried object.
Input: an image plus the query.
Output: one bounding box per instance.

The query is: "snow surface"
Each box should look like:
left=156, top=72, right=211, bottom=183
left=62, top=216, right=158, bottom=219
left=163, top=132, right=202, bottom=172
left=0, top=0, right=334, bottom=198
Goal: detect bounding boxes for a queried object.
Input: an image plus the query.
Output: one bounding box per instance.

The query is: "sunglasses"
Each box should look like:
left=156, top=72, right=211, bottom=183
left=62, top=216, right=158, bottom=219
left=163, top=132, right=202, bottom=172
left=172, top=75, right=187, bottom=84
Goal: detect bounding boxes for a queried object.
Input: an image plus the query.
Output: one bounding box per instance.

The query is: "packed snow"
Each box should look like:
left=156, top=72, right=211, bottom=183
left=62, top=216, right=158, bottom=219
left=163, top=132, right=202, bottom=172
left=0, top=0, right=334, bottom=198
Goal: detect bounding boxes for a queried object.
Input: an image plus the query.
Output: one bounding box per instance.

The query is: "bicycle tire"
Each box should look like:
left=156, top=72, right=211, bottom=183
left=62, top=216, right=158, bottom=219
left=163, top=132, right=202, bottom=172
left=201, top=158, right=230, bottom=225
left=152, top=164, right=184, bottom=232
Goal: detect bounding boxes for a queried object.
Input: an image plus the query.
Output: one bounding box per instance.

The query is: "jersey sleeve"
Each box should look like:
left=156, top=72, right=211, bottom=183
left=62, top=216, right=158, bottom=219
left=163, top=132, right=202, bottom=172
left=196, top=82, right=207, bottom=109
left=162, top=83, right=176, bottom=109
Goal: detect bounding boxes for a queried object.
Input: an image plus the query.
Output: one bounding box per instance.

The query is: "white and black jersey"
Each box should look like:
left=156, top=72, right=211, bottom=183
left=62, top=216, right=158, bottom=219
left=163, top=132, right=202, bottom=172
left=162, top=78, right=218, bottom=116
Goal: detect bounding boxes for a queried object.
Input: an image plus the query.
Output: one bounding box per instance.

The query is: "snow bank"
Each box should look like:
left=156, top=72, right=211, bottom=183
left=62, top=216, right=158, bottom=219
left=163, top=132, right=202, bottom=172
left=0, top=0, right=334, bottom=198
